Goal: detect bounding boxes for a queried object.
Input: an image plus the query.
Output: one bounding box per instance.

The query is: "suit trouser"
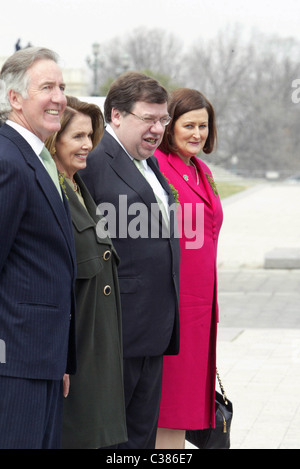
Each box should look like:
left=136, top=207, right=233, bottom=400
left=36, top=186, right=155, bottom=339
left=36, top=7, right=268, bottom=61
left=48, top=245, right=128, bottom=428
left=0, top=376, right=63, bottom=449
left=113, top=356, right=163, bottom=449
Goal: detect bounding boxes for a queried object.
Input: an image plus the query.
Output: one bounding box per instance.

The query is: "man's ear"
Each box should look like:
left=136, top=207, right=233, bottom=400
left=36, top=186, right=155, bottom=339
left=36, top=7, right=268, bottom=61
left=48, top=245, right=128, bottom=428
left=111, top=108, right=122, bottom=127
left=8, top=89, right=23, bottom=111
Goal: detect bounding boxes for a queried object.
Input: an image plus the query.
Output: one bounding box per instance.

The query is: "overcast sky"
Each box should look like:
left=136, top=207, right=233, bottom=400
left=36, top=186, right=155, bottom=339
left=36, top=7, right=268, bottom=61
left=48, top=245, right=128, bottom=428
left=1, top=0, right=300, bottom=69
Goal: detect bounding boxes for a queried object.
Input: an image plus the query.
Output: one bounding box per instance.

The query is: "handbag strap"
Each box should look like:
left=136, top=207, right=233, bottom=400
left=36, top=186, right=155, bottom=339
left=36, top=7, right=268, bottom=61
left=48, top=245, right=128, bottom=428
left=216, top=368, right=228, bottom=405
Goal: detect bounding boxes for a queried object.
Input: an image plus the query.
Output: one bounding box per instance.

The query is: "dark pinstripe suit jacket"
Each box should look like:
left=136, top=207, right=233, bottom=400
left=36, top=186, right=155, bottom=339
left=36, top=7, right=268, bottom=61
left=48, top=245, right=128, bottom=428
left=80, top=130, right=180, bottom=358
left=0, top=124, right=77, bottom=380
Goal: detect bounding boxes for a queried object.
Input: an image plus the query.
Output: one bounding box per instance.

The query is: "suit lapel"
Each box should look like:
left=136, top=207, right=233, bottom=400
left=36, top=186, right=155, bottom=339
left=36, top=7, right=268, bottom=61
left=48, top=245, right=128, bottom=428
left=147, top=156, right=174, bottom=199
left=103, top=132, right=175, bottom=233
left=34, top=159, right=76, bottom=252
left=1, top=125, right=75, bottom=260
left=167, top=152, right=212, bottom=206
left=147, top=156, right=175, bottom=234
left=105, top=133, right=162, bottom=209
left=195, top=158, right=218, bottom=208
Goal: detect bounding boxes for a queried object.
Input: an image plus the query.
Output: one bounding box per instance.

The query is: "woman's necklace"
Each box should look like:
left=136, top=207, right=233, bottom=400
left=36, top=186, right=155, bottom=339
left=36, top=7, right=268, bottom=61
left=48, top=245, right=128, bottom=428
left=189, top=159, right=199, bottom=185
left=58, top=171, right=78, bottom=192
left=72, top=180, right=79, bottom=192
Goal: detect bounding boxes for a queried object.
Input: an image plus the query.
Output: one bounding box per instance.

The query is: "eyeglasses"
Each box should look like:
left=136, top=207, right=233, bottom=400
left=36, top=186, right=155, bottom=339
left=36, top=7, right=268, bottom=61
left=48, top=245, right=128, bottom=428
left=128, top=111, right=171, bottom=127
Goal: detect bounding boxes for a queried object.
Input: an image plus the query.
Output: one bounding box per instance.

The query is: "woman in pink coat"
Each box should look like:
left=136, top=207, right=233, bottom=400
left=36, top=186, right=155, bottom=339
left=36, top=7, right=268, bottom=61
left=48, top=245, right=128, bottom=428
left=154, top=88, right=223, bottom=449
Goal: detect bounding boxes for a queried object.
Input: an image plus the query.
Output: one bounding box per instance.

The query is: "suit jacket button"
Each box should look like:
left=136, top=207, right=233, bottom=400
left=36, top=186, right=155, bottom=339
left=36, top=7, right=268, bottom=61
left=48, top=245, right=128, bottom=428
left=103, top=250, right=111, bottom=261
left=103, top=285, right=111, bottom=296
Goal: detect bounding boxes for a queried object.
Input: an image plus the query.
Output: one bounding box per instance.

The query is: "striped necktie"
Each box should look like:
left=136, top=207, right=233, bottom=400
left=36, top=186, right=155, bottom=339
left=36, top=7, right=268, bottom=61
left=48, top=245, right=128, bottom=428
left=133, top=159, right=169, bottom=227
left=40, top=146, right=62, bottom=199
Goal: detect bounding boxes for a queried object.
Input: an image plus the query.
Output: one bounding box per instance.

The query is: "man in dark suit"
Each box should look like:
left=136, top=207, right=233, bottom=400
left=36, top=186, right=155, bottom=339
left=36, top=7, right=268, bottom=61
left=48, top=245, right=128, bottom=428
left=80, top=72, right=180, bottom=449
left=0, top=47, right=76, bottom=448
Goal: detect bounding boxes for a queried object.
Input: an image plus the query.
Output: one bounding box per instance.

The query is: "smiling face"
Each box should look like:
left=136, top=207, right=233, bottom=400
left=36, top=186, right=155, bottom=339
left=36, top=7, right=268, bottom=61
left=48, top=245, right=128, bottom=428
left=173, top=108, right=209, bottom=164
left=111, top=100, right=168, bottom=160
left=54, top=112, right=93, bottom=179
left=9, top=59, right=67, bottom=142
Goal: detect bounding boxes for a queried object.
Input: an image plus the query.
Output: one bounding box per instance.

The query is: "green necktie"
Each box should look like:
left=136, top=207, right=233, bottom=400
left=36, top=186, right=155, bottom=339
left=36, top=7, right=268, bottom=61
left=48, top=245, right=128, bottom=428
left=133, top=159, right=169, bottom=227
left=40, top=146, right=62, bottom=199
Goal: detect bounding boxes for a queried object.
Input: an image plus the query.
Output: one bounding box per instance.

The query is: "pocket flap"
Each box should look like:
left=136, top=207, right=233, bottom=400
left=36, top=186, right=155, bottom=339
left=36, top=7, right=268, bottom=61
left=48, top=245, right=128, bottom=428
left=76, top=257, right=103, bottom=279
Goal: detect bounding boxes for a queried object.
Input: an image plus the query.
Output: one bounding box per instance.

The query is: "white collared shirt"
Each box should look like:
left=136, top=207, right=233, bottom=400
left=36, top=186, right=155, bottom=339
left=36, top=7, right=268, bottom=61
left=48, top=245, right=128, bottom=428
left=106, top=124, right=169, bottom=218
left=6, top=120, right=45, bottom=166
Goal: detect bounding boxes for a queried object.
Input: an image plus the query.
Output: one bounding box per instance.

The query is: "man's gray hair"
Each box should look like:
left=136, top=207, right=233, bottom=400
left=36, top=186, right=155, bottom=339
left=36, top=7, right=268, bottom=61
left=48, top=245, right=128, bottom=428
left=0, top=47, right=60, bottom=121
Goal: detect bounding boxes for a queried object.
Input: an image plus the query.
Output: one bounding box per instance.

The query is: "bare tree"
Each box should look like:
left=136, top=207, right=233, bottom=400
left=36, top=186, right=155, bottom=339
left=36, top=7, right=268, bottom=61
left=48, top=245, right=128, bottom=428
left=182, top=27, right=300, bottom=176
left=125, top=27, right=184, bottom=81
left=97, top=28, right=184, bottom=92
left=89, top=26, right=300, bottom=177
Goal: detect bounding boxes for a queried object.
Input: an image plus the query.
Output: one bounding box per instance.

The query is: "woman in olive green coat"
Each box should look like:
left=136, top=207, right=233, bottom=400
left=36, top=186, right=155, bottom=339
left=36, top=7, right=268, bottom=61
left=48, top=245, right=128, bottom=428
left=45, top=96, right=127, bottom=449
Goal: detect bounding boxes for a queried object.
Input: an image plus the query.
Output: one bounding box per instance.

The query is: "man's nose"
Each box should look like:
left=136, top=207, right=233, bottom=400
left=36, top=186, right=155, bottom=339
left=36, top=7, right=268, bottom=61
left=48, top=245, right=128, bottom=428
left=151, top=120, right=165, bottom=132
left=51, top=86, right=67, bottom=105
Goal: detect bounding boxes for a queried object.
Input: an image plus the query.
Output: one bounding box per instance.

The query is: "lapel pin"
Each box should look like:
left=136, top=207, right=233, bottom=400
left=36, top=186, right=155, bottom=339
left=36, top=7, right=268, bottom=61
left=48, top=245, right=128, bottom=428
left=183, top=174, right=189, bottom=181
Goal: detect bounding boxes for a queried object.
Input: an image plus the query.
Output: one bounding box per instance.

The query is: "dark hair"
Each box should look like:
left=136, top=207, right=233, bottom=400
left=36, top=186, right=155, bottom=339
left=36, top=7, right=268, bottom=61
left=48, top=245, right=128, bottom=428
left=45, top=96, right=104, bottom=156
left=104, top=71, right=168, bottom=123
left=159, top=88, right=217, bottom=155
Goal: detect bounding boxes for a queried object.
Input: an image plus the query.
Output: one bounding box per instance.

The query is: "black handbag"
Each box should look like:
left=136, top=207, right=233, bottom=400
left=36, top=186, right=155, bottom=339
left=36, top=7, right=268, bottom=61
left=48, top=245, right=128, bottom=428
left=186, top=370, right=233, bottom=449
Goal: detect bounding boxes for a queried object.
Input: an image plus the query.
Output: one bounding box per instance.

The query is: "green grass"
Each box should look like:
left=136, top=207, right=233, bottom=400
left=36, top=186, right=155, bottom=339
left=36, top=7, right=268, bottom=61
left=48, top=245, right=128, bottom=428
left=216, top=182, right=249, bottom=199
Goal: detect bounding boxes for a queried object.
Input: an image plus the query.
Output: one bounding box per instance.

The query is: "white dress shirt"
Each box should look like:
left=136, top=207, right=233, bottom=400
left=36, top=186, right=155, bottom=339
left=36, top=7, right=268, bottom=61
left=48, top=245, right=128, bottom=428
left=106, top=124, right=169, bottom=219
left=6, top=120, right=45, bottom=164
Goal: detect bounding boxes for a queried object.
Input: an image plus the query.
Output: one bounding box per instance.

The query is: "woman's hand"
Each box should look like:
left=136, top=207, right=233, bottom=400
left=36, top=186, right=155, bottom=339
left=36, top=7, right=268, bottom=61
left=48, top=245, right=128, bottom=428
left=63, top=373, right=70, bottom=398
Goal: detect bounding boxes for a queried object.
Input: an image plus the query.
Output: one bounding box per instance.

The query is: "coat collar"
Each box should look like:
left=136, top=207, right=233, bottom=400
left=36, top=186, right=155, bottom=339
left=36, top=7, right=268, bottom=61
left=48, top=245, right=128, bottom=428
left=65, top=173, right=117, bottom=254
left=165, top=151, right=215, bottom=207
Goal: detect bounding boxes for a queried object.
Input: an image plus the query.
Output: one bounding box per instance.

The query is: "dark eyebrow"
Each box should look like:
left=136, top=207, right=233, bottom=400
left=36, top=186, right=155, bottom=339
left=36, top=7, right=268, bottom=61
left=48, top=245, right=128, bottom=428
left=185, top=120, right=208, bottom=125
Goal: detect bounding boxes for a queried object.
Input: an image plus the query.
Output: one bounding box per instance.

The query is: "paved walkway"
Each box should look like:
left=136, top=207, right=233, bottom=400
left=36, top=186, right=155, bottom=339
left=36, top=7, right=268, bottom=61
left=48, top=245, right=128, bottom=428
left=186, top=182, right=300, bottom=449
left=217, top=182, right=300, bottom=269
